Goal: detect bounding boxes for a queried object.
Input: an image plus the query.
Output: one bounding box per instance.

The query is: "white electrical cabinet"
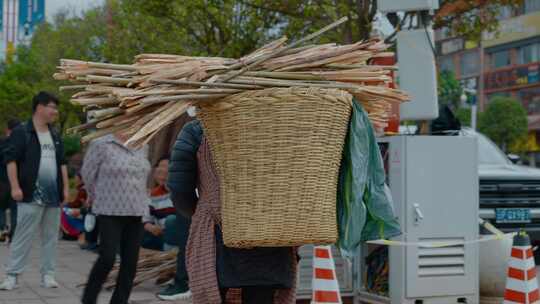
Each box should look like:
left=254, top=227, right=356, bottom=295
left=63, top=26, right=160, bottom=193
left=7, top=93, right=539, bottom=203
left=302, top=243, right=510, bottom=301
left=397, top=29, right=439, bottom=121
left=358, top=136, right=479, bottom=304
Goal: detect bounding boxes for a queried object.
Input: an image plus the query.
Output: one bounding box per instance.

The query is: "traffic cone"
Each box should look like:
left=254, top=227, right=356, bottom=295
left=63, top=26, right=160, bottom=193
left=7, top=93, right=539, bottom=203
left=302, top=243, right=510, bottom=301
left=312, top=246, right=342, bottom=304
left=504, top=232, right=540, bottom=304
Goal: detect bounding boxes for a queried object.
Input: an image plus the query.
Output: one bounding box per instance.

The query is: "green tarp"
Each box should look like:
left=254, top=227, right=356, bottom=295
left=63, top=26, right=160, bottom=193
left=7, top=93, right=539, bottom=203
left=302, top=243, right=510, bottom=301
left=337, top=99, right=401, bottom=258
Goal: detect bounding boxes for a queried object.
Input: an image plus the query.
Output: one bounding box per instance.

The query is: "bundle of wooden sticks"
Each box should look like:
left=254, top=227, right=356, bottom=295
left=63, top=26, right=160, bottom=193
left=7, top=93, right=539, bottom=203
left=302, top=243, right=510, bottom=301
left=55, top=18, right=408, bottom=146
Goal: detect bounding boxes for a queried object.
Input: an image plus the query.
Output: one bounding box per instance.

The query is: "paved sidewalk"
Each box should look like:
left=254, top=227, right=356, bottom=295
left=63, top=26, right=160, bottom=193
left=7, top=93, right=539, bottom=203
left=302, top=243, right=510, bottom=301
left=0, top=240, right=191, bottom=304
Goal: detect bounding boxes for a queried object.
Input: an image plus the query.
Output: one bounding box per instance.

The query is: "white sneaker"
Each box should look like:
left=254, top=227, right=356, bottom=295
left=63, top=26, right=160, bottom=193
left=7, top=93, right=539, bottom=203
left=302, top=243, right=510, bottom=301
left=158, top=289, right=192, bottom=301
left=41, top=275, right=59, bottom=288
left=0, top=275, right=18, bottom=290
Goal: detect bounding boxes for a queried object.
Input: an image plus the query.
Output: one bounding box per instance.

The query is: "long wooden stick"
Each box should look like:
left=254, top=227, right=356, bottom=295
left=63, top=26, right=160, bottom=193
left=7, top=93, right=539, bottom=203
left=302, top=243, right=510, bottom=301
left=87, top=107, right=124, bottom=119
left=141, top=94, right=229, bottom=104
left=59, top=85, right=88, bottom=91
left=225, top=78, right=360, bottom=90
left=81, top=123, right=129, bottom=143
left=221, top=17, right=348, bottom=82
left=96, top=113, right=143, bottom=129
left=71, top=97, right=118, bottom=106
left=149, top=79, right=262, bottom=89
left=124, top=88, right=241, bottom=97
left=87, top=62, right=137, bottom=71
left=86, top=75, right=132, bottom=85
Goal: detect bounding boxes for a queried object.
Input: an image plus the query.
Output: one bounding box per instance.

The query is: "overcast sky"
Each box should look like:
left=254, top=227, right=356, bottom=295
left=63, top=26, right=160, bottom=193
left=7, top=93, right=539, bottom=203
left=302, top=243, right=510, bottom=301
left=45, top=0, right=104, bottom=21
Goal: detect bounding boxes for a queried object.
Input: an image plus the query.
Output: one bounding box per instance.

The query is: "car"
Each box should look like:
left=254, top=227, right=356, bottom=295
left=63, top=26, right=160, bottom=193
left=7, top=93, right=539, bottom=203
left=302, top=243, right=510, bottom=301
left=458, top=128, right=540, bottom=250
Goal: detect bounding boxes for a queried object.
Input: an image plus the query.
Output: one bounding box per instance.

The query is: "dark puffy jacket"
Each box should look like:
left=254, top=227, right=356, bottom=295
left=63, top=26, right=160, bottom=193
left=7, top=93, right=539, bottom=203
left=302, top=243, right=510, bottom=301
left=168, top=120, right=202, bottom=217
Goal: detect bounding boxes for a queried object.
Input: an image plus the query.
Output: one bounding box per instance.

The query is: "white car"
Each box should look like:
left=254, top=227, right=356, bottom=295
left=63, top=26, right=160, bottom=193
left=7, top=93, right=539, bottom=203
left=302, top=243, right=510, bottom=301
left=459, top=128, right=540, bottom=246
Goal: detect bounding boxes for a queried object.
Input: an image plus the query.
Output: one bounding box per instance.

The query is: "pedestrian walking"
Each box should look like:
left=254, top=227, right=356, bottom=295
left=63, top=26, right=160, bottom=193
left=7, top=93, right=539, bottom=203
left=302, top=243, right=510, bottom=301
left=0, top=92, right=69, bottom=290
left=80, top=131, right=151, bottom=304
left=168, top=120, right=297, bottom=304
left=0, top=118, right=21, bottom=243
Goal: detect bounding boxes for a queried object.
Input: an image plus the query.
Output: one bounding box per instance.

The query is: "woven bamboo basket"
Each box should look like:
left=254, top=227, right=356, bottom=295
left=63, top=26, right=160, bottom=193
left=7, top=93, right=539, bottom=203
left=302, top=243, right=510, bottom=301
left=198, top=87, right=353, bottom=248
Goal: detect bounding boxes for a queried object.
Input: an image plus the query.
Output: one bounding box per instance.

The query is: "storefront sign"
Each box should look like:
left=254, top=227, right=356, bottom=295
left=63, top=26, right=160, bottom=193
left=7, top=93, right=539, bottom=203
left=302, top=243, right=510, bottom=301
left=529, top=65, right=539, bottom=84
left=439, top=38, right=464, bottom=55
left=485, top=64, right=540, bottom=91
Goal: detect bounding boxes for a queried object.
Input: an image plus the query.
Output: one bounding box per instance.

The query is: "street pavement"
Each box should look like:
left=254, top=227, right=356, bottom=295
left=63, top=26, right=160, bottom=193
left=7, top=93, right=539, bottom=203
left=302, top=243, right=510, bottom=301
left=2, top=239, right=540, bottom=304
left=0, top=240, right=191, bottom=304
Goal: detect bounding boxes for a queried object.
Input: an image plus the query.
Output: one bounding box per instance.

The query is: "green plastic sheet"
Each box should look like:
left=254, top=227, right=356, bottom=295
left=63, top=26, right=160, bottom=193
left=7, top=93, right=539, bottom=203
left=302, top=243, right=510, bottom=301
left=337, top=99, right=401, bottom=258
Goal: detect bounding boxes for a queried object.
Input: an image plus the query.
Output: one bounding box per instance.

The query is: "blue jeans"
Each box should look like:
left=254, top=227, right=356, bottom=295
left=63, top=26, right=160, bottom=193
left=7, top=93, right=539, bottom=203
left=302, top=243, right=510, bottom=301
left=141, top=214, right=190, bottom=290
left=166, top=215, right=190, bottom=290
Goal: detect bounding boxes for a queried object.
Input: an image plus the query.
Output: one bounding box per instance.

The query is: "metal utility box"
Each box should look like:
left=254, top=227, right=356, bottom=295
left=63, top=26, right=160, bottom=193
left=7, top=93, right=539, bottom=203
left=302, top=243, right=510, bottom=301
left=358, top=136, right=479, bottom=304
left=397, top=29, right=439, bottom=121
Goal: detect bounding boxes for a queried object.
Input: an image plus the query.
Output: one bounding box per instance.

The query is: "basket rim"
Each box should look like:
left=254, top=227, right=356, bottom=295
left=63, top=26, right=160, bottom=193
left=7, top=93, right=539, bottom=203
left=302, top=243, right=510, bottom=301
left=197, top=87, right=353, bottom=112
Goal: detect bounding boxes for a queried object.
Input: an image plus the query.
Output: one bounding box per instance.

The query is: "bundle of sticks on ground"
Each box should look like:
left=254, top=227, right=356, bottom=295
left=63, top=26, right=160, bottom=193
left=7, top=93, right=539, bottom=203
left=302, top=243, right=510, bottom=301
left=55, top=18, right=408, bottom=147
left=84, top=249, right=177, bottom=290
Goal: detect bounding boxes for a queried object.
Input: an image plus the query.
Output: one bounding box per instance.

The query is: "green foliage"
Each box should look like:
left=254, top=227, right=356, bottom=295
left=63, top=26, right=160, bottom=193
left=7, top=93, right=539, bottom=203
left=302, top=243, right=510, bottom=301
left=0, top=9, right=104, bottom=131
left=119, top=0, right=283, bottom=59
left=124, top=0, right=524, bottom=52
left=455, top=107, right=482, bottom=128
left=479, top=97, right=528, bottom=152
left=63, top=134, right=82, bottom=158
left=0, top=0, right=522, bottom=131
left=438, top=71, right=463, bottom=109
left=435, top=0, right=524, bottom=42
left=455, top=107, right=471, bottom=127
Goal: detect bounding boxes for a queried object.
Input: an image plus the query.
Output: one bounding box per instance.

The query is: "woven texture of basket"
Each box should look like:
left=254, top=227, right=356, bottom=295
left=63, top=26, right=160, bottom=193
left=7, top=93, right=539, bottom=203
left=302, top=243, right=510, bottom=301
left=198, top=87, right=353, bottom=248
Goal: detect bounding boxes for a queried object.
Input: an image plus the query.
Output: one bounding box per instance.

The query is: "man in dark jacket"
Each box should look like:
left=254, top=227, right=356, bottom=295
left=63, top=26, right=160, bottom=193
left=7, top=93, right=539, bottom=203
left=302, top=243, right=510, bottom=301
left=0, top=92, right=69, bottom=291
left=0, top=119, right=21, bottom=242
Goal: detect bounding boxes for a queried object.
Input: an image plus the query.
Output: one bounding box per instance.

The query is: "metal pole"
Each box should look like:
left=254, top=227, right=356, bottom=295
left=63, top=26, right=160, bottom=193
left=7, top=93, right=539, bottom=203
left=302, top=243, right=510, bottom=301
left=478, top=24, right=485, bottom=111
left=471, top=102, right=477, bottom=131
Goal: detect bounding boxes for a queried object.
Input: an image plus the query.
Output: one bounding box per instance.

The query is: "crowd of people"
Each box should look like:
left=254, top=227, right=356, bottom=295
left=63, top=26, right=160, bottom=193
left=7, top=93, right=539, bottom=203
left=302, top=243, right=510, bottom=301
left=0, top=91, right=298, bottom=304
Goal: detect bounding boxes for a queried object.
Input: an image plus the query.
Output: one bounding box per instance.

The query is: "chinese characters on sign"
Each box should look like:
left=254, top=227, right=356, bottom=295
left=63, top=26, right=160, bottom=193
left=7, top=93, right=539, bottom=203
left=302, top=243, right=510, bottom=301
left=485, top=64, right=540, bottom=91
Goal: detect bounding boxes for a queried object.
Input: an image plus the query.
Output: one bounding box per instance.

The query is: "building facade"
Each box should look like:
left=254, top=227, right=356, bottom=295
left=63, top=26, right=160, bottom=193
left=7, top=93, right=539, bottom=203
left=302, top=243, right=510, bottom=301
left=435, top=0, right=540, bottom=163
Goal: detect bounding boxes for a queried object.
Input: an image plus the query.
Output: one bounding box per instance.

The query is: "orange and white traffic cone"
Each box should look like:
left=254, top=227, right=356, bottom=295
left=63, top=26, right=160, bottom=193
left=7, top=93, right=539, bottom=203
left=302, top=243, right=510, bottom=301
left=312, top=246, right=342, bottom=304
left=504, top=232, right=540, bottom=304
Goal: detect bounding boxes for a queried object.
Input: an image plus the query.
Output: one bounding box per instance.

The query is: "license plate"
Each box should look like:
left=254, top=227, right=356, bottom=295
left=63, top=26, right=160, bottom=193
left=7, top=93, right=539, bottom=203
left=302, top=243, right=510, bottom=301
left=496, top=208, right=531, bottom=223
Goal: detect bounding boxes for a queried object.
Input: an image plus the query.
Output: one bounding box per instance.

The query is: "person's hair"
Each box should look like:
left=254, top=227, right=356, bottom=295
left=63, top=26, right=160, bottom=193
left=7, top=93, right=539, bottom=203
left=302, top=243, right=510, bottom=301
left=7, top=118, right=20, bottom=131
left=32, top=91, right=59, bottom=113
left=155, top=155, right=170, bottom=167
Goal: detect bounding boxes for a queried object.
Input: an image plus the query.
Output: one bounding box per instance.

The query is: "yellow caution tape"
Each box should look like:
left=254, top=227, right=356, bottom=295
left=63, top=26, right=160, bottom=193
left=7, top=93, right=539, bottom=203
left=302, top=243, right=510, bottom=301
left=367, top=233, right=516, bottom=248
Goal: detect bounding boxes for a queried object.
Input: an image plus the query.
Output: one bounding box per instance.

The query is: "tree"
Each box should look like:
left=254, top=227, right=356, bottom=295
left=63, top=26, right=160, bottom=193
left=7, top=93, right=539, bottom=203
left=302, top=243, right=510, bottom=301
left=455, top=107, right=483, bottom=128
left=455, top=108, right=471, bottom=127
left=120, top=0, right=283, bottom=58
left=236, top=0, right=524, bottom=44
left=434, top=0, right=524, bottom=42
left=0, top=0, right=525, bottom=131
left=438, top=70, right=463, bottom=109
left=0, top=8, right=108, bottom=131
left=479, top=97, right=528, bottom=152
